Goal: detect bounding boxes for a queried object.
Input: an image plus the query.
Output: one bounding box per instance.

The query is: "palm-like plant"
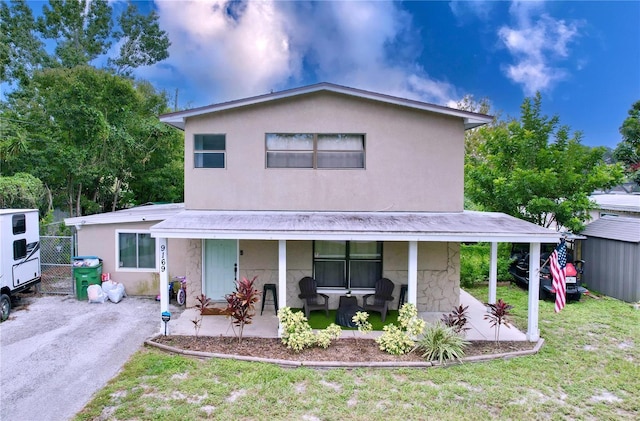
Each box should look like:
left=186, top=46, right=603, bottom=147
left=225, top=276, right=261, bottom=343
left=484, top=299, right=513, bottom=344
left=417, top=322, right=469, bottom=364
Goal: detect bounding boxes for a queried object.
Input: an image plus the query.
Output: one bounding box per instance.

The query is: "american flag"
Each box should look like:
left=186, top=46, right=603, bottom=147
left=550, top=239, right=567, bottom=313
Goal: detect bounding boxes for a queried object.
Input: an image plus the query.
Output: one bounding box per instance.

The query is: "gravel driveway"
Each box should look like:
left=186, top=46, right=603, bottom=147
left=0, top=292, right=180, bottom=421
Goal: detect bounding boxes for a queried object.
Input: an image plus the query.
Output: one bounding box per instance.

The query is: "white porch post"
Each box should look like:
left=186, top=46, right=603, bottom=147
left=159, top=238, right=169, bottom=333
left=488, top=242, right=498, bottom=304
left=278, top=240, right=287, bottom=337
left=408, top=240, right=418, bottom=305
left=527, top=242, right=541, bottom=342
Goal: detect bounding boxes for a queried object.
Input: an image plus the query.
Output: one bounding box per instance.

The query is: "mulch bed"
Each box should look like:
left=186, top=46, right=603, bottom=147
left=151, top=335, right=537, bottom=363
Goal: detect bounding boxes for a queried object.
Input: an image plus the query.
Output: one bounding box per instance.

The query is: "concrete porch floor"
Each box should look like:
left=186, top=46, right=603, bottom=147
left=167, top=289, right=528, bottom=342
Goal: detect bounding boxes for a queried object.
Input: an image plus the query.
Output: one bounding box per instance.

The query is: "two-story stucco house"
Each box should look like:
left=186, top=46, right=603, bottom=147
left=148, top=83, right=558, bottom=341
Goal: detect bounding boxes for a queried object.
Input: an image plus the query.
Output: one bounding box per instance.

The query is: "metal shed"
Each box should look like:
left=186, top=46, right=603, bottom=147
left=580, top=216, right=640, bottom=302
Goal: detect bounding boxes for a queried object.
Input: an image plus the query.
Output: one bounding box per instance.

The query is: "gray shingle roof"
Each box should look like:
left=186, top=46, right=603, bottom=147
left=150, top=210, right=560, bottom=242
left=581, top=216, right=640, bottom=243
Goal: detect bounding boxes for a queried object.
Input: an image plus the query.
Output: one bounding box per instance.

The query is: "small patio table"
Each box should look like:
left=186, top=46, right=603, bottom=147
left=335, top=295, right=362, bottom=328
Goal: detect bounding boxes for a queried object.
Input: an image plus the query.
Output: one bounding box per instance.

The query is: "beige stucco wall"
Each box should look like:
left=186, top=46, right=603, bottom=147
left=186, top=239, right=458, bottom=312
left=76, top=222, right=188, bottom=296
left=182, top=91, right=465, bottom=212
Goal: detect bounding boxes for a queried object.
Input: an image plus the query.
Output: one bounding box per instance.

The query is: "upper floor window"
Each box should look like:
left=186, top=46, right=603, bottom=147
left=195, top=134, right=226, bottom=168
left=266, top=133, right=365, bottom=169
left=117, top=232, right=156, bottom=270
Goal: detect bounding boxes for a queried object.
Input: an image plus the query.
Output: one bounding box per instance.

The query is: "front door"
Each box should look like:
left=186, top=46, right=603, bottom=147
left=203, top=239, right=238, bottom=301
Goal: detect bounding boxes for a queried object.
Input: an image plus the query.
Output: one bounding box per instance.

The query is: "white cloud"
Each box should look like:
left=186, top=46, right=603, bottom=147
left=498, top=3, right=580, bottom=95
left=141, top=0, right=459, bottom=108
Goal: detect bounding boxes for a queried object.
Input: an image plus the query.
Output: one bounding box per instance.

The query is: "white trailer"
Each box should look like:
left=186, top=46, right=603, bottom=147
left=0, top=209, right=41, bottom=321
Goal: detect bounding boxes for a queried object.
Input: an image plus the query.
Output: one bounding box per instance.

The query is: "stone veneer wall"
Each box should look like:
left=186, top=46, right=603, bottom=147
left=185, top=239, right=459, bottom=312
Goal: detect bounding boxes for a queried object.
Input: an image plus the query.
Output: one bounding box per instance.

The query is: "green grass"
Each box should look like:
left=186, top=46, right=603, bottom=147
left=294, top=308, right=399, bottom=330
left=75, top=285, right=640, bottom=420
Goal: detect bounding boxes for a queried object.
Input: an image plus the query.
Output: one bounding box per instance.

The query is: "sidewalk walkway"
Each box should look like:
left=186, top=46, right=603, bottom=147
left=168, top=289, right=528, bottom=341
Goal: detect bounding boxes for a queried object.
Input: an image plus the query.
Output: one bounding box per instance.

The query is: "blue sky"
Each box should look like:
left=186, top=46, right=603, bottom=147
left=30, top=1, right=640, bottom=149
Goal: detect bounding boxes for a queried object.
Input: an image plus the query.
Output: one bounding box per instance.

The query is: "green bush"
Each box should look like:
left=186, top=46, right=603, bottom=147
left=460, top=243, right=514, bottom=288
left=375, top=303, right=425, bottom=355
left=277, top=307, right=342, bottom=352
left=417, top=322, right=469, bottom=364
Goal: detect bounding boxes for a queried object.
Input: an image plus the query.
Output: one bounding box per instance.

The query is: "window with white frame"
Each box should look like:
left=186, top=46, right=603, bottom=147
left=313, top=241, right=382, bottom=289
left=266, top=133, right=365, bottom=169
left=117, top=232, right=156, bottom=270
left=194, top=134, right=226, bottom=168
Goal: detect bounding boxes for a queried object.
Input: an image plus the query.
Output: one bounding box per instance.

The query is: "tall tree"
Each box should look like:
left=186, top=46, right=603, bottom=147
left=613, top=100, right=640, bottom=185
left=38, top=0, right=113, bottom=68
left=0, top=0, right=48, bottom=85
left=109, top=3, right=170, bottom=76
left=465, top=93, right=623, bottom=232
left=2, top=66, right=183, bottom=216
left=1, top=0, right=170, bottom=86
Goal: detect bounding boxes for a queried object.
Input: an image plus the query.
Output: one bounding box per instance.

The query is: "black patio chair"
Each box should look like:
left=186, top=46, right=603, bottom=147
left=363, top=278, right=395, bottom=322
left=298, top=277, right=329, bottom=318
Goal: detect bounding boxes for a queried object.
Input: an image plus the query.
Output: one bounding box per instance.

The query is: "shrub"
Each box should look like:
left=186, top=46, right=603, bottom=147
left=460, top=243, right=513, bottom=288
left=417, top=322, right=469, bottom=364
left=376, top=303, right=425, bottom=355
left=352, top=311, right=372, bottom=335
left=225, top=276, right=261, bottom=343
left=316, top=324, right=342, bottom=349
left=277, top=307, right=342, bottom=352
left=441, top=304, right=470, bottom=335
left=484, top=299, right=513, bottom=344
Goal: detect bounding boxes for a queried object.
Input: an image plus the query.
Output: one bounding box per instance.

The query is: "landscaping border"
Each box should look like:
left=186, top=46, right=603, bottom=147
left=144, top=338, right=545, bottom=369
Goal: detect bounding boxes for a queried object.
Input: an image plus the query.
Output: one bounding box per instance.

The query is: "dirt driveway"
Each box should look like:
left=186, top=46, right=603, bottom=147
left=0, top=292, right=181, bottom=421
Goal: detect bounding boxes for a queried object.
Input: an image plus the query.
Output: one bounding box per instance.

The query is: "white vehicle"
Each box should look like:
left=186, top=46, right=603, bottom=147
left=0, top=209, right=41, bottom=321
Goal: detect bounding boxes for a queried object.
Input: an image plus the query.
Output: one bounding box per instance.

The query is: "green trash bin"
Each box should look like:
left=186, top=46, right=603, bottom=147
left=73, top=256, right=103, bottom=300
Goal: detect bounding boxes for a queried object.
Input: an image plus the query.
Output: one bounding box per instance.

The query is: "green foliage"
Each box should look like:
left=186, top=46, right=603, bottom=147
left=613, top=100, right=640, bottom=184
left=376, top=303, right=425, bottom=355
left=465, top=92, right=623, bottom=232
left=1, top=0, right=170, bottom=84
left=417, top=322, right=469, bottom=364
left=484, top=299, right=513, bottom=344
left=108, top=3, right=171, bottom=76
left=0, top=172, right=44, bottom=209
left=460, top=243, right=513, bottom=288
left=1, top=66, right=183, bottom=215
left=225, top=277, right=261, bottom=343
left=352, top=311, right=372, bottom=335
left=376, top=324, right=416, bottom=355
left=277, top=307, right=342, bottom=352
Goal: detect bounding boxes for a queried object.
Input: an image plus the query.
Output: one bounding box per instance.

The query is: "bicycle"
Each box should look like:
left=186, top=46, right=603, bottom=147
left=171, top=276, right=187, bottom=306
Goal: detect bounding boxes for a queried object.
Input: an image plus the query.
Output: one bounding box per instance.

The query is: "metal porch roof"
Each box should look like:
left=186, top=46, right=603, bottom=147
left=150, top=210, right=560, bottom=243
left=65, top=203, right=185, bottom=227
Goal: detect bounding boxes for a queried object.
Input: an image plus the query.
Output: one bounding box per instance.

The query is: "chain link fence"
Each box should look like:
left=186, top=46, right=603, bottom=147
left=40, top=235, right=74, bottom=295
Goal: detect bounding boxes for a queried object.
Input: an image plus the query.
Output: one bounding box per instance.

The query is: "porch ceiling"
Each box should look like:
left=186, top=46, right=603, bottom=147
left=150, top=210, right=560, bottom=243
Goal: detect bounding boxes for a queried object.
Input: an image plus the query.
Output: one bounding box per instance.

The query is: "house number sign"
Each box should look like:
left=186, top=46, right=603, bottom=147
left=160, top=244, right=166, bottom=273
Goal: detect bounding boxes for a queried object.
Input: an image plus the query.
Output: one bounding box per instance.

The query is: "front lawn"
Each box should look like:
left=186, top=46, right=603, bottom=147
left=75, top=285, right=640, bottom=420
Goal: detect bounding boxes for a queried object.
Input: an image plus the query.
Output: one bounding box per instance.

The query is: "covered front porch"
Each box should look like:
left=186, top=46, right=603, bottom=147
left=151, top=210, right=560, bottom=342
left=167, top=289, right=528, bottom=341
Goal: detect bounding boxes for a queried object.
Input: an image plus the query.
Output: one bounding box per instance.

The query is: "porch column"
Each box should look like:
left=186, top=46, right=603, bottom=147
left=488, top=242, right=498, bottom=304
left=527, top=242, right=541, bottom=342
left=408, top=240, right=418, bottom=305
left=159, top=238, right=169, bottom=333
left=278, top=240, right=287, bottom=337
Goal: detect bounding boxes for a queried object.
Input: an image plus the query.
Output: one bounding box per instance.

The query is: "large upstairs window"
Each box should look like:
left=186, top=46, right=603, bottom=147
left=266, top=133, right=365, bottom=169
